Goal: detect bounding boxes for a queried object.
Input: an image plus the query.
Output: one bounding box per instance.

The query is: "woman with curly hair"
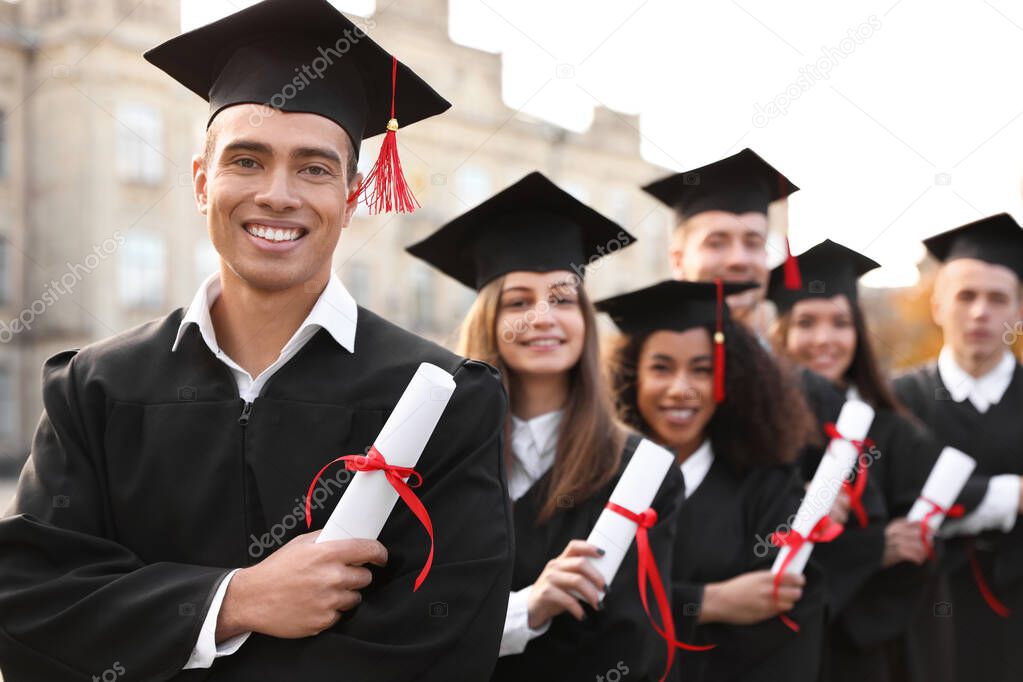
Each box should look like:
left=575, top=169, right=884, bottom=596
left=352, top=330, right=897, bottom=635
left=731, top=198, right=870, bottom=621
left=599, top=279, right=825, bottom=682
left=407, top=172, right=685, bottom=681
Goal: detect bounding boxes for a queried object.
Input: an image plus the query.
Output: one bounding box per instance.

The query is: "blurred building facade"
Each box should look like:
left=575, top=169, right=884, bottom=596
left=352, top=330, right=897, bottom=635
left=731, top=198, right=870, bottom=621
left=0, top=0, right=796, bottom=467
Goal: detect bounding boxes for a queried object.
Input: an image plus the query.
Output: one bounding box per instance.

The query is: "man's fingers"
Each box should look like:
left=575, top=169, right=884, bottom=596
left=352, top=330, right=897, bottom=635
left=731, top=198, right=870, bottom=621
left=322, top=538, right=389, bottom=567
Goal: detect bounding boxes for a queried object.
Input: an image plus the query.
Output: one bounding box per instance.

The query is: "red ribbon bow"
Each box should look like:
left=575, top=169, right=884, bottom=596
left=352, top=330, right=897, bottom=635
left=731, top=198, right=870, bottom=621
left=769, top=515, right=844, bottom=632
left=605, top=502, right=715, bottom=682
left=825, top=423, right=874, bottom=529
left=304, top=446, right=434, bottom=591
left=916, top=498, right=1008, bottom=617
left=918, top=496, right=965, bottom=561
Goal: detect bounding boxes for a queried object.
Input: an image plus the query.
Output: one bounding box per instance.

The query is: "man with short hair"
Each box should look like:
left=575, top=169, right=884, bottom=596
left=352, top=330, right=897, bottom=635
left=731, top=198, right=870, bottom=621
left=895, top=212, right=1023, bottom=682
left=0, top=1, right=513, bottom=680
left=644, top=147, right=798, bottom=336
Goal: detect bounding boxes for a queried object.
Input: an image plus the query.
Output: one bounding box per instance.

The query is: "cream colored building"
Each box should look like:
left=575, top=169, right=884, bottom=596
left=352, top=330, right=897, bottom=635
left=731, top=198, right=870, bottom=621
left=0, top=0, right=687, bottom=468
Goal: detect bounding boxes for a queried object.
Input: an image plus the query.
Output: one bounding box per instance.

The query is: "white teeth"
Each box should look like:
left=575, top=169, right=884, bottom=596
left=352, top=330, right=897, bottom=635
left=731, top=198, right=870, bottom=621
left=526, top=339, right=561, bottom=347
left=664, top=408, right=695, bottom=420
left=246, top=224, right=302, bottom=242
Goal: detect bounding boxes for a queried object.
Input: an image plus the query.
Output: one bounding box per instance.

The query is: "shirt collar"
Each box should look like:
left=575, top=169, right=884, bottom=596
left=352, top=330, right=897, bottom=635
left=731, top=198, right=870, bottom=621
left=171, top=271, right=358, bottom=354
left=680, top=438, right=714, bottom=498
left=937, top=346, right=1015, bottom=413
left=510, top=410, right=562, bottom=480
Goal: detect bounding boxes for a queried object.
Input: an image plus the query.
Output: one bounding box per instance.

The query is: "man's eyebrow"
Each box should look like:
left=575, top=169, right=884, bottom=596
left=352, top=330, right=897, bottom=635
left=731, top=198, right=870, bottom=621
left=291, top=146, right=343, bottom=164
left=221, top=139, right=272, bottom=156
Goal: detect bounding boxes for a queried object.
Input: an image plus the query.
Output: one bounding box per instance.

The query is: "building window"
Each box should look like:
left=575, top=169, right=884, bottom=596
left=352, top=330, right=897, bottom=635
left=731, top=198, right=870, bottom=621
left=344, top=261, right=371, bottom=305
left=193, top=241, right=219, bottom=291
left=40, top=0, right=68, bottom=20
left=0, top=238, right=8, bottom=305
left=0, top=366, right=14, bottom=437
left=118, top=232, right=165, bottom=308
left=0, top=110, right=7, bottom=178
left=116, top=103, right=164, bottom=185
left=454, top=166, right=492, bottom=209
left=410, top=269, right=434, bottom=333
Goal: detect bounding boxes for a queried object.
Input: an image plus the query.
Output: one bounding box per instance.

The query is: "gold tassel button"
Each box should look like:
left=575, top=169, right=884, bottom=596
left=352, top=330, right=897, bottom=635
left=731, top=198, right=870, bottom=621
left=714, top=332, right=725, bottom=343
left=386, top=118, right=399, bottom=131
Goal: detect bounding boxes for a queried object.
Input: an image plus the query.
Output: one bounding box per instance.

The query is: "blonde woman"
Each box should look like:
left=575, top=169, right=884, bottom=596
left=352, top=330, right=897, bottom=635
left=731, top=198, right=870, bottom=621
left=407, top=172, right=685, bottom=681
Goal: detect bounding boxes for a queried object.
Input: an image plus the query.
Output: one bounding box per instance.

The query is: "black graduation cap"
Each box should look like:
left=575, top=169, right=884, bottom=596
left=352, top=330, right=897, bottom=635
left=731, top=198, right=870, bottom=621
left=766, top=239, right=880, bottom=315
left=144, top=0, right=450, bottom=213
left=406, top=172, right=635, bottom=290
left=923, top=213, right=1023, bottom=280
left=595, top=279, right=758, bottom=402
left=642, top=148, right=804, bottom=289
left=641, top=148, right=798, bottom=219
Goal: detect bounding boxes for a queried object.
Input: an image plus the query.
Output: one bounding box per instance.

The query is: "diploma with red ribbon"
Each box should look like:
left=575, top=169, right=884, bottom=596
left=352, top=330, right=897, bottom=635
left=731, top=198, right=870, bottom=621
left=303, top=362, right=456, bottom=591
left=903, top=447, right=1009, bottom=617
left=906, top=446, right=976, bottom=546
left=772, top=400, right=875, bottom=577
left=587, top=438, right=714, bottom=682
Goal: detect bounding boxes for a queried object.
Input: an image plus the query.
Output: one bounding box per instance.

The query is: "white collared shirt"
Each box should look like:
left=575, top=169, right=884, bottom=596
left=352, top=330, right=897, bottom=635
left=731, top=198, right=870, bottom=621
left=507, top=411, right=562, bottom=503
left=931, top=348, right=1020, bottom=537
left=177, top=271, right=357, bottom=670
left=172, top=271, right=357, bottom=402
left=936, top=346, right=1015, bottom=414
left=680, top=439, right=714, bottom=498
left=500, top=410, right=562, bottom=657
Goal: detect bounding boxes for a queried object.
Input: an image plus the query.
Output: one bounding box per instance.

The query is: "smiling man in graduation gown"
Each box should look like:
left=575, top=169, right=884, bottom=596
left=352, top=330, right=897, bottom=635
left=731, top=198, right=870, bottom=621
left=894, top=213, right=1023, bottom=682
left=0, top=1, right=513, bottom=680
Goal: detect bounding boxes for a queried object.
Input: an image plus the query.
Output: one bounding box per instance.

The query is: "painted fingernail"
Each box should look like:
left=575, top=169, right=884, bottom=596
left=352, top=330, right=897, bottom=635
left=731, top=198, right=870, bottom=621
left=597, top=548, right=606, bottom=556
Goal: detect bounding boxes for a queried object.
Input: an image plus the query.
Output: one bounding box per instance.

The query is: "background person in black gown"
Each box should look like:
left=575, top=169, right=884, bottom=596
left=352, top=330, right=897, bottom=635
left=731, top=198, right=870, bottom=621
left=407, top=172, right=686, bottom=681
left=895, top=214, right=1023, bottom=682
left=600, top=279, right=825, bottom=682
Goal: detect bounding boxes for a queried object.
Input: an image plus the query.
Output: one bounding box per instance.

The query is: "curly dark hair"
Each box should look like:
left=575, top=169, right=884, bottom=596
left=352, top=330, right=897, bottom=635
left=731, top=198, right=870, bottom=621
left=606, top=319, right=818, bottom=472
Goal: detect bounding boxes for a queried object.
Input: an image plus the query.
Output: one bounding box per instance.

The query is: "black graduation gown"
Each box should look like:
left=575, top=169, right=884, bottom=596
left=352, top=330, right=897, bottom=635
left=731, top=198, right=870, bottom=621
left=492, top=433, right=686, bottom=682
left=824, top=407, right=965, bottom=682
left=894, top=363, right=1023, bottom=682
left=668, top=457, right=826, bottom=682
left=794, top=374, right=888, bottom=634
left=0, top=307, right=515, bottom=681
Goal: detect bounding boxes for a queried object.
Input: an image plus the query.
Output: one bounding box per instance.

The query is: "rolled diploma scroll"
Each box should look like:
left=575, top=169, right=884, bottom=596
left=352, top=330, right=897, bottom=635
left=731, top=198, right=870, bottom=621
left=771, top=400, right=876, bottom=577
left=906, top=447, right=976, bottom=531
left=316, top=362, right=456, bottom=543
left=585, top=438, right=676, bottom=596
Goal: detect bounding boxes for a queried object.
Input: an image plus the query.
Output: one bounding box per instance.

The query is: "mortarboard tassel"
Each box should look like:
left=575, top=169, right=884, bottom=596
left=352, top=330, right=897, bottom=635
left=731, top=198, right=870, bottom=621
left=713, top=278, right=726, bottom=403
left=348, top=56, right=420, bottom=214
left=783, top=237, right=802, bottom=290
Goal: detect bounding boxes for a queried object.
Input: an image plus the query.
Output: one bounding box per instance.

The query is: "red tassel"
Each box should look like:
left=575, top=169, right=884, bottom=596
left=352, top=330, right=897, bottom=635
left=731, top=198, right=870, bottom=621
left=713, top=278, right=725, bottom=403
left=783, top=237, right=802, bottom=290
left=347, top=56, right=420, bottom=214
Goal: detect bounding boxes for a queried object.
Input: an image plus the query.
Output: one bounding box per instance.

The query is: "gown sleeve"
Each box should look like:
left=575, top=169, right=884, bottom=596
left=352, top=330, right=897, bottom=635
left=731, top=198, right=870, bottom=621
left=0, top=351, right=230, bottom=682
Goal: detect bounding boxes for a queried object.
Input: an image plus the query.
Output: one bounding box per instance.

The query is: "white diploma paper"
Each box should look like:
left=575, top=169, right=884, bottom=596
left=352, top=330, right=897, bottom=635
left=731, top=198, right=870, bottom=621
left=585, top=438, right=676, bottom=591
left=906, top=447, right=976, bottom=531
left=317, top=362, right=456, bottom=543
left=771, top=400, right=875, bottom=577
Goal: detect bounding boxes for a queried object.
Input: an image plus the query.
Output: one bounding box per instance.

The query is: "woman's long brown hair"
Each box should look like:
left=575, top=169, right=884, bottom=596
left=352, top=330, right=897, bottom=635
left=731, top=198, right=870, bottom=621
left=457, top=274, right=626, bottom=522
left=770, top=298, right=905, bottom=414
